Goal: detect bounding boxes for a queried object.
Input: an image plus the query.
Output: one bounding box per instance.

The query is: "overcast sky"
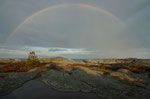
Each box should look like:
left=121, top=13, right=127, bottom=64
left=0, top=0, right=150, bottom=59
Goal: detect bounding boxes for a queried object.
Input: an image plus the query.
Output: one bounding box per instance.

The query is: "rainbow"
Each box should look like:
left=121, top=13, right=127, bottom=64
left=6, top=3, right=124, bottom=43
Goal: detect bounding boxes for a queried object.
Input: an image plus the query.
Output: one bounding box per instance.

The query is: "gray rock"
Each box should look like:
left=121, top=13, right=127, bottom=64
left=0, top=71, right=38, bottom=96
left=40, top=67, right=150, bottom=99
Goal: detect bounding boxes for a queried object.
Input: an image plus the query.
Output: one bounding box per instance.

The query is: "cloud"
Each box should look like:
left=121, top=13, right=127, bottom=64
left=1, top=0, right=150, bottom=58
left=0, top=45, right=91, bottom=58
left=25, top=46, right=91, bottom=55
left=49, top=48, right=68, bottom=52
left=6, top=5, right=125, bottom=50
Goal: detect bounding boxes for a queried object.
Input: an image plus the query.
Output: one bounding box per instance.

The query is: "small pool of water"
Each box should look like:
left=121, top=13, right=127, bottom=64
left=0, top=80, right=99, bottom=99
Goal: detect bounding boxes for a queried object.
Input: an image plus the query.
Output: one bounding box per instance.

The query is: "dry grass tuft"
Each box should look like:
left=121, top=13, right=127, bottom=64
left=109, top=72, right=144, bottom=83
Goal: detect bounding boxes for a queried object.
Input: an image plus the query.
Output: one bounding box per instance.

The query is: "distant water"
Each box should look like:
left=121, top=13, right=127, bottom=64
left=0, top=80, right=99, bottom=99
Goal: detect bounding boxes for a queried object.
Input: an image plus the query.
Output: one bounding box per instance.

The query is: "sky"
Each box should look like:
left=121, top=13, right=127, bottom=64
left=0, top=0, right=150, bottom=59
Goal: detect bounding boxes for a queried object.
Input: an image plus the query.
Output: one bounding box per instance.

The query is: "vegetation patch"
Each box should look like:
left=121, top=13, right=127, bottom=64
left=67, top=63, right=150, bottom=74
left=0, top=61, right=43, bottom=72
left=0, top=51, right=44, bottom=72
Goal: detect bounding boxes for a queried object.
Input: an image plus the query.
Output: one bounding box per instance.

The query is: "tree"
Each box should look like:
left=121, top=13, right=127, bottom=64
left=26, top=51, right=40, bottom=66
left=28, top=51, right=37, bottom=60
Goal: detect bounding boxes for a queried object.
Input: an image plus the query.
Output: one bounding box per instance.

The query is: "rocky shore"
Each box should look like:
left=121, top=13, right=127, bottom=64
left=0, top=57, right=150, bottom=99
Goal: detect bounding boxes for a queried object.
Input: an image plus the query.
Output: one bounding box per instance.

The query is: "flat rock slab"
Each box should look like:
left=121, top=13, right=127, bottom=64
left=0, top=71, right=37, bottom=96
left=40, top=67, right=150, bottom=99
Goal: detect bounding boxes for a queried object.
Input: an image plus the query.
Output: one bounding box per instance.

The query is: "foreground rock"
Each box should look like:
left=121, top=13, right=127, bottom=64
left=0, top=71, right=38, bottom=96
left=40, top=67, right=150, bottom=99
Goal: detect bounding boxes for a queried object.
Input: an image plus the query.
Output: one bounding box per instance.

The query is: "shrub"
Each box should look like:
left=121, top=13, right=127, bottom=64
left=26, top=58, right=40, bottom=66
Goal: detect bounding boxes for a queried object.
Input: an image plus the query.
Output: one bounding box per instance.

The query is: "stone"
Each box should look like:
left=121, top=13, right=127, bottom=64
left=40, top=67, right=150, bottom=99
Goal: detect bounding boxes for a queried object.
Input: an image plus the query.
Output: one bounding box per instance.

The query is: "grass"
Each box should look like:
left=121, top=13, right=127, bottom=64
left=89, top=67, right=110, bottom=73
left=67, top=63, right=110, bottom=73
left=109, top=72, right=145, bottom=84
